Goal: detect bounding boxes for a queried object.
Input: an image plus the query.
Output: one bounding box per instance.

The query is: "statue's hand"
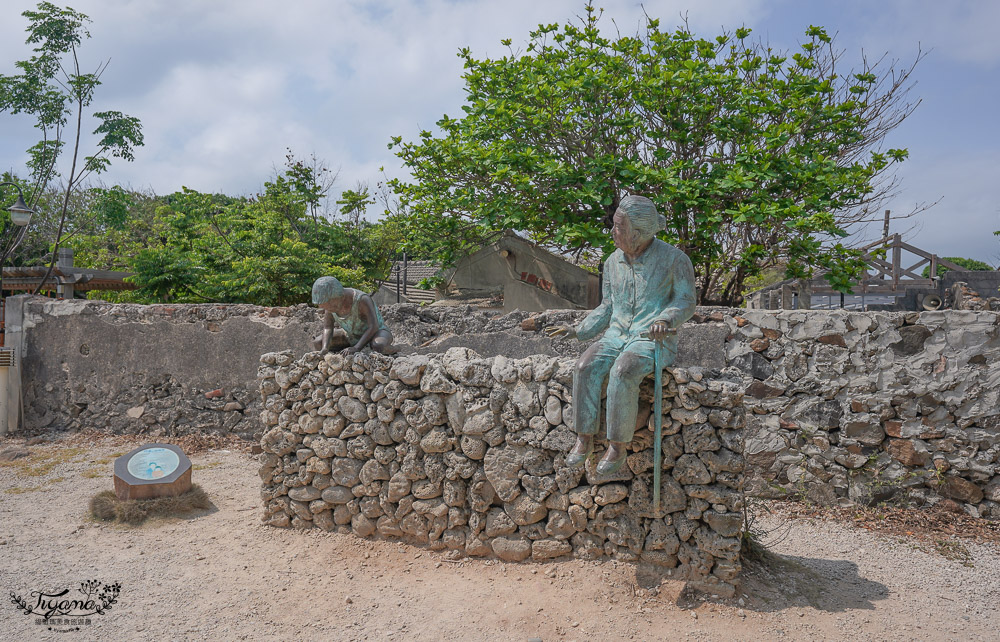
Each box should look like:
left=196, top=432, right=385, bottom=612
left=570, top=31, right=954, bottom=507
left=544, top=324, right=577, bottom=339
left=341, top=345, right=360, bottom=355
left=648, top=321, right=673, bottom=341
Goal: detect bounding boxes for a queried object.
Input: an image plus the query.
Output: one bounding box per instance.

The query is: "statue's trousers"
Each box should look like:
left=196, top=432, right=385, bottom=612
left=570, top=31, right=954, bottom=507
left=572, top=335, right=678, bottom=443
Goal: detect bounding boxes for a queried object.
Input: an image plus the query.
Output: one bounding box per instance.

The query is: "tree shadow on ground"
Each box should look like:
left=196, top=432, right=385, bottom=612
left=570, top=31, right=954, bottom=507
left=633, top=549, right=888, bottom=612
left=737, top=550, right=889, bottom=612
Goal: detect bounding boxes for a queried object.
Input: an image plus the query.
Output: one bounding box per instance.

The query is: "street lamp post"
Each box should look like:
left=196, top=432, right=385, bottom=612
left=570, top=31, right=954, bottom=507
left=0, top=181, right=35, bottom=260
left=0, top=182, right=34, bottom=435
left=0, top=181, right=36, bottom=338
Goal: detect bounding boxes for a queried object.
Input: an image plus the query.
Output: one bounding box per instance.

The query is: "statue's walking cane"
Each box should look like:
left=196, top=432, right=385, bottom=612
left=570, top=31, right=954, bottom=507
left=647, top=327, right=676, bottom=515
left=653, top=336, right=664, bottom=514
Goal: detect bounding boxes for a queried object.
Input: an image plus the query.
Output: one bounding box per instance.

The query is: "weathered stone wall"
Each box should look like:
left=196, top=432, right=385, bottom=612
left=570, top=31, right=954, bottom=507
left=257, top=348, right=746, bottom=596
left=7, top=296, right=321, bottom=438
left=728, top=309, right=1000, bottom=518
left=7, top=297, right=726, bottom=437
left=11, top=295, right=997, bottom=519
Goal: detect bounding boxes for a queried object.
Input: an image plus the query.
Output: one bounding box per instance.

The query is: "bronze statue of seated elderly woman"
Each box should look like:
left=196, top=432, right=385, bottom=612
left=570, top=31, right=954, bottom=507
left=546, top=195, right=696, bottom=475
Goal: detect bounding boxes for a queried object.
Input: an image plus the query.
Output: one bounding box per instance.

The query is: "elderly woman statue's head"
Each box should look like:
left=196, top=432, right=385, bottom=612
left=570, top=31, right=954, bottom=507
left=612, top=195, right=666, bottom=253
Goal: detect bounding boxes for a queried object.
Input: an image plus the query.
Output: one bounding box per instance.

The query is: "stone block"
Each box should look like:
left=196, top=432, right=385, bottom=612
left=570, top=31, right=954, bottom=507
left=532, top=538, right=572, bottom=560
left=491, top=536, right=532, bottom=561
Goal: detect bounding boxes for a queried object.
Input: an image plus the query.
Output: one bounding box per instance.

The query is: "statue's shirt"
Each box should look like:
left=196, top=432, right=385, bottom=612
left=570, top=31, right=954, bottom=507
left=330, top=290, right=386, bottom=342
left=575, top=239, right=697, bottom=344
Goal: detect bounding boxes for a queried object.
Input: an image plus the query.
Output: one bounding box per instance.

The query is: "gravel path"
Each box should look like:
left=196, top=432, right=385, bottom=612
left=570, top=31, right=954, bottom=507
left=1, top=435, right=997, bottom=641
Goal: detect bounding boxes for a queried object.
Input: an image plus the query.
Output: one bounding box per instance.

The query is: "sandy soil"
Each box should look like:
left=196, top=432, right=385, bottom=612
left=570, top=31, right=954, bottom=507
left=1, top=434, right=997, bottom=641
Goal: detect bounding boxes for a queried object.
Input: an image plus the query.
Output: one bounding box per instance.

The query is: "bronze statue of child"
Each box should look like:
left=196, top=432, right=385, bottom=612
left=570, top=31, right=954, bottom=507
left=311, top=276, right=398, bottom=355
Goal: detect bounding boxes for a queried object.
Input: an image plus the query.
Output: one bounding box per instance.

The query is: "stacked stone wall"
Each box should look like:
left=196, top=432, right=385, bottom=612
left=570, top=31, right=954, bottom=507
left=729, top=310, right=1000, bottom=518
left=257, top=348, right=746, bottom=596
left=11, top=295, right=997, bottom=519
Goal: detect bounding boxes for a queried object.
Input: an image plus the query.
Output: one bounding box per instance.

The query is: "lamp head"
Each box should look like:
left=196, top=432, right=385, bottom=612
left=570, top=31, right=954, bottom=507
left=8, top=193, right=33, bottom=226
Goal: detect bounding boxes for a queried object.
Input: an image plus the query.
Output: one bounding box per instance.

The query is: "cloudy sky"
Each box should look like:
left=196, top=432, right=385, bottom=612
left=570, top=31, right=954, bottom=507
left=1, top=0, right=998, bottom=266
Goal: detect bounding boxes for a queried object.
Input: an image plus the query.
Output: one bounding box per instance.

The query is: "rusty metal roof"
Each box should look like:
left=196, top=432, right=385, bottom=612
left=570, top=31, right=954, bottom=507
left=2, top=265, right=138, bottom=291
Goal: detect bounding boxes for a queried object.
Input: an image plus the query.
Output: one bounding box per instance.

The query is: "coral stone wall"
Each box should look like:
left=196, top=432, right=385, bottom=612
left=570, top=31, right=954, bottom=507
left=729, top=310, right=1000, bottom=518
left=257, top=348, right=747, bottom=596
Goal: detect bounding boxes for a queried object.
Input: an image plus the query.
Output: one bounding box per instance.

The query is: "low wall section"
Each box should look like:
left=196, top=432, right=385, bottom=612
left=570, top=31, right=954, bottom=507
left=257, top=348, right=746, bottom=596
left=729, top=310, right=1000, bottom=518
left=5, top=296, right=320, bottom=438
left=8, top=295, right=998, bottom=518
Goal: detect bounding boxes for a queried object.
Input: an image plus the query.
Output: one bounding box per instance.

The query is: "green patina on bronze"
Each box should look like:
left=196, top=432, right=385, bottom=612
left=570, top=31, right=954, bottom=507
left=548, top=195, right=697, bottom=475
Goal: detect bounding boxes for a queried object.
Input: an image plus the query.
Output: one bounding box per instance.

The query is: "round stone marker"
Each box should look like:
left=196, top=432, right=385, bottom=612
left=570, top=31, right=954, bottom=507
left=113, top=443, right=192, bottom=501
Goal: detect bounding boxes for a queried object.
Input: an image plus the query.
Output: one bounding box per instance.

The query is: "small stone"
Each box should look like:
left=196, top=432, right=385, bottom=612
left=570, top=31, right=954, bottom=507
left=985, top=478, right=1000, bottom=503
left=288, top=486, right=322, bottom=502
left=0, top=448, right=32, bottom=462
left=352, top=513, right=376, bottom=537
left=313, top=510, right=335, bottom=531
left=817, top=334, right=847, bottom=348
left=390, top=355, right=428, bottom=385
left=204, top=389, right=224, bottom=399
left=673, top=454, right=712, bottom=485
left=543, top=395, right=563, bottom=426
left=844, top=421, right=885, bottom=446
left=532, top=539, right=572, bottom=560
left=126, top=406, right=145, bottom=419
left=887, top=439, right=928, bottom=467
left=412, top=479, right=442, bottom=500
left=483, top=445, right=524, bottom=502
left=330, top=457, right=364, bottom=487
left=338, top=397, right=369, bottom=423
left=485, top=507, right=518, bottom=537
left=504, top=494, right=547, bottom=526
left=321, top=486, right=354, bottom=504
left=703, top=511, right=743, bottom=537
left=941, top=476, right=983, bottom=504
left=491, top=536, right=532, bottom=561
left=387, top=473, right=411, bottom=502
left=420, top=429, right=453, bottom=453
left=594, top=483, right=629, bottom=506
left=544, top=510, right=576, bottom=539
left=460, top=436, right=487, bottom=460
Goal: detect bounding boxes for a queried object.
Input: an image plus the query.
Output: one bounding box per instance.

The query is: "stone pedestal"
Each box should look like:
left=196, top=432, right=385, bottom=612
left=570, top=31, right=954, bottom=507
left=113, top=443, right=192, bottom=501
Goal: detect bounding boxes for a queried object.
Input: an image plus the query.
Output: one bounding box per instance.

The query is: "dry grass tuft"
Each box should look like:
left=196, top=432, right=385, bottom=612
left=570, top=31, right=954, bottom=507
left=0, top=447, right=87, bottom=477
left=89, top=485, right=211, bottom=525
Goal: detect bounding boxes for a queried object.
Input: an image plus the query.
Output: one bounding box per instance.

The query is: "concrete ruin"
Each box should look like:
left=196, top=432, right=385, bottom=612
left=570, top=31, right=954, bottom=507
left=437, top=232, right=600, bottom=312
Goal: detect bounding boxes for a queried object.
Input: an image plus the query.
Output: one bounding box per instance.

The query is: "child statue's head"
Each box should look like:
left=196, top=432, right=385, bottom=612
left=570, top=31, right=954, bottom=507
left=312, top=276, right=345, bottom=305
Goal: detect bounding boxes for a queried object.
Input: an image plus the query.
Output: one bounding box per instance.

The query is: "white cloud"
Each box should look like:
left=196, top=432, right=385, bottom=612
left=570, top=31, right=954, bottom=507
left=9, top=1, right=993, bottom=265
left=3, top=0, right=769, bottom=196
left=887, top=149, right=1000, bottom=267
left=11, top=0, right=994, bottom=268
left=862, top=0, right=1000, bottom=66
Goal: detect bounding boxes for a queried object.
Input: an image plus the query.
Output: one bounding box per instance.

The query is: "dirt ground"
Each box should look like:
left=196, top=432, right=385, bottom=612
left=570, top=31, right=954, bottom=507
left=1, top=433, right=998, bottom=641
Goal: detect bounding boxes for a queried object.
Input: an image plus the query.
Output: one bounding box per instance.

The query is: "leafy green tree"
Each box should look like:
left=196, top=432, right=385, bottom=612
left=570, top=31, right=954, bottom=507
left=389, top=4, right=920, bottom=304
left=67, top=176, right=378, bottom=305
left=921, top=256, right=995, bottom=278
left=0, top=3, right=143, bottom=289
